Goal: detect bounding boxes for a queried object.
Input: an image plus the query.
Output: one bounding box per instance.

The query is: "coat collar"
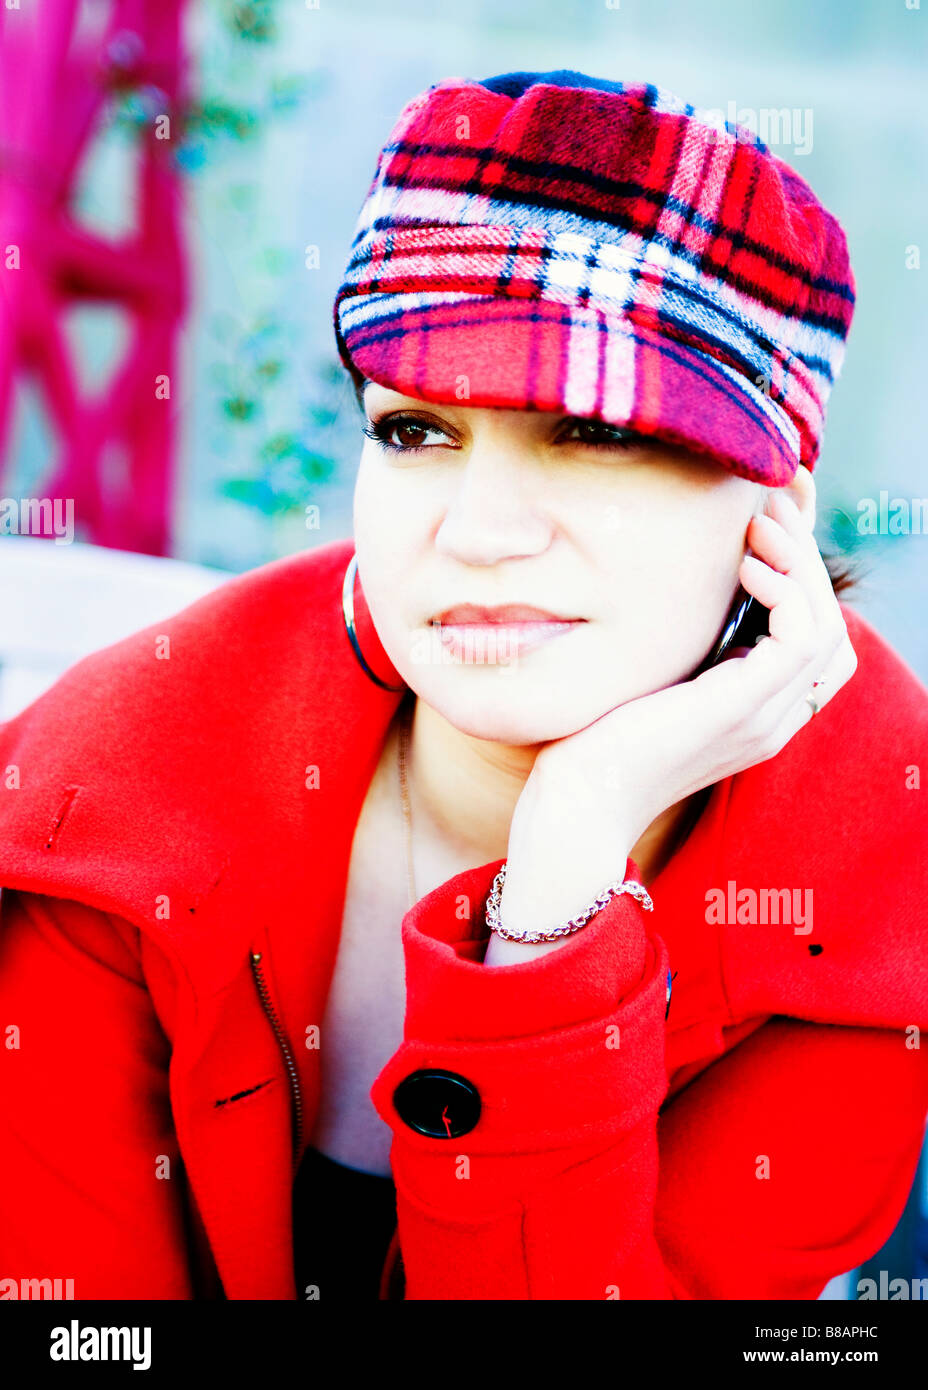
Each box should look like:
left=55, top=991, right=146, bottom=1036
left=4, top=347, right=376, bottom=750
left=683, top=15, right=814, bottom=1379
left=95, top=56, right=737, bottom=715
left=0, top=537, right=407, bottom=996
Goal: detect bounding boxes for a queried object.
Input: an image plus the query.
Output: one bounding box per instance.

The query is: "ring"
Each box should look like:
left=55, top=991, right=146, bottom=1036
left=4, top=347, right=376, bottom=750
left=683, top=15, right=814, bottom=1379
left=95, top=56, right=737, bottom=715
left=805, top=677, right=827, bottom=718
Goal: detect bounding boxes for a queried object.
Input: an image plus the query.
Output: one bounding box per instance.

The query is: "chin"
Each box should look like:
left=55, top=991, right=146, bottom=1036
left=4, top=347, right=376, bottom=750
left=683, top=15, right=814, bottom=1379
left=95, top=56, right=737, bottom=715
left=408, top=670, right=634, bottom=748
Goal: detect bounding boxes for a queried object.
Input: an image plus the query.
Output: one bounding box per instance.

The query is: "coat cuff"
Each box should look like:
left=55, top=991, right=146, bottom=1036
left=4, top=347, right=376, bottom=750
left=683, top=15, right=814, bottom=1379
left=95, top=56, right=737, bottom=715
left=396, top=855, right=652, bottom=1039
left=369, top=856, right=669, bottom=1156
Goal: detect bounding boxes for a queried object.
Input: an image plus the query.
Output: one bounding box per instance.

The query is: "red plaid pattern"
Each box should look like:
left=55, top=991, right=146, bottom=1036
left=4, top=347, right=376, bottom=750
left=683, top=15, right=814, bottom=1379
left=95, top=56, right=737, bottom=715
left=333, top=71, right=856, bottom=485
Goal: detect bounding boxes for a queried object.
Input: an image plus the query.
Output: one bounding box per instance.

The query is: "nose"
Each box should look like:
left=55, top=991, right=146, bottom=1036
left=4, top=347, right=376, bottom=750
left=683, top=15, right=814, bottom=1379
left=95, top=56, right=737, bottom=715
left=433, top=438, right=552, bottom=565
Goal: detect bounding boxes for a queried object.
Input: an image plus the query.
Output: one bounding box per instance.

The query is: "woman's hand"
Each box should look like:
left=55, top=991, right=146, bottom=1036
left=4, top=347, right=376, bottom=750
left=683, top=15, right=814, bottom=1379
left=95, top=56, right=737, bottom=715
left=485, top=480, right=858, bottom=964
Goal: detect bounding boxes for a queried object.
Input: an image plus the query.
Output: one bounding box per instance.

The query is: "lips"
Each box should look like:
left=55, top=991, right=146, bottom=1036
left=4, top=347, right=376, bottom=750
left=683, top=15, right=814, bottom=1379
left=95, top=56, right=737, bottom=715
left=432, top=603, right=580, bottom=625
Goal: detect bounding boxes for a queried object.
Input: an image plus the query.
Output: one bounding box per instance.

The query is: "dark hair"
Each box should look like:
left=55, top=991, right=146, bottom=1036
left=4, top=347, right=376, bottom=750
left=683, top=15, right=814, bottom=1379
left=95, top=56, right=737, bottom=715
left=352, top=378, right=861, bottom=600
left=821, top=550, right=864, bottom=600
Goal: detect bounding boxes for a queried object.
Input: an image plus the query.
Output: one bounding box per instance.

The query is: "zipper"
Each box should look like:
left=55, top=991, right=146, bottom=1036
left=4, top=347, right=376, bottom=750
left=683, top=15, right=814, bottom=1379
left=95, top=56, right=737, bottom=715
left=249, top=948, right=304, bottom=1171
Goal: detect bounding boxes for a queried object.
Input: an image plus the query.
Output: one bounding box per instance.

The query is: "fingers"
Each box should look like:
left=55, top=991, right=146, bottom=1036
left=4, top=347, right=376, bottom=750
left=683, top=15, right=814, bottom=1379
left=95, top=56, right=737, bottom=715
left=691, top=479, right=858, bottom=772
left=759, top=489, right=837, bottom=628
left=736, top=487, right=853, bottom=720
left=762, top=629, right=858, bottom=755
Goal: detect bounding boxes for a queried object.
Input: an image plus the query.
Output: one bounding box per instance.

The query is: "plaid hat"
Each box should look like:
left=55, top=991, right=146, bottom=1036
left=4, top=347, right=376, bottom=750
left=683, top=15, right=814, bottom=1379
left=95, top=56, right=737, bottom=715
left=333, top=70, right=856, bottom=486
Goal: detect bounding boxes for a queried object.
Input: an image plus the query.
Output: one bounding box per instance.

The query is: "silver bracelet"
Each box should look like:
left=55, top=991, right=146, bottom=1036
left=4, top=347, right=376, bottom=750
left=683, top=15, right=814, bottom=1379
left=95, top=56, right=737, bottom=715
left=484, top=860, right=653, bottom=943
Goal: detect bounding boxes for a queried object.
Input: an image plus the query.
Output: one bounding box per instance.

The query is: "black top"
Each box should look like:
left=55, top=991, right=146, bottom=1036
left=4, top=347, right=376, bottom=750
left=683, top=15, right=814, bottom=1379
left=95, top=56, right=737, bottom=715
left=293, top=1144, right=398, bottom=1300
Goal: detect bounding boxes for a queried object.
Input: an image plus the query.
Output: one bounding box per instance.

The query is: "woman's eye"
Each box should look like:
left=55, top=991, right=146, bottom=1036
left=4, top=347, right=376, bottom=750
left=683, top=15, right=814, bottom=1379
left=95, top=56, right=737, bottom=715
left=362, top=412, right=643, bottom=456
left=363, top=415, right=453, bottom=454
left=560, top=418, right=638, bottom=448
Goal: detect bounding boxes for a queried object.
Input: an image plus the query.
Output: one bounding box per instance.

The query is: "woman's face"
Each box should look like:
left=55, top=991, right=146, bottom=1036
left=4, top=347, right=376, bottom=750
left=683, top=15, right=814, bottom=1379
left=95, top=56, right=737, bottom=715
left=353, top=381, right=767, bottom=746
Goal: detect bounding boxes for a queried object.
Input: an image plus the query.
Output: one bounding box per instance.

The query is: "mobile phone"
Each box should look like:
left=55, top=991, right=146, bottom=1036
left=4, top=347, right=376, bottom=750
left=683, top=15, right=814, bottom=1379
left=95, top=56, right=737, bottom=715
left=689, top=586, right=770, bottom=679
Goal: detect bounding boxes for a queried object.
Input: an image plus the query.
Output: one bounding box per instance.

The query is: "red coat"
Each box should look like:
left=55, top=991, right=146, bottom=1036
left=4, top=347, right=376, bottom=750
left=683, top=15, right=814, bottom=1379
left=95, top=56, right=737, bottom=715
left=0, top=536, right=926, bottom=1301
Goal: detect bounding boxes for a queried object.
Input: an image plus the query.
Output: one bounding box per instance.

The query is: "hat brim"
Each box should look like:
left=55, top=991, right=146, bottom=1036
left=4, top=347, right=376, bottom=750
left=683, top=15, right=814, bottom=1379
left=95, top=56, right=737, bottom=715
left=338, top=292, right=802, bottom=488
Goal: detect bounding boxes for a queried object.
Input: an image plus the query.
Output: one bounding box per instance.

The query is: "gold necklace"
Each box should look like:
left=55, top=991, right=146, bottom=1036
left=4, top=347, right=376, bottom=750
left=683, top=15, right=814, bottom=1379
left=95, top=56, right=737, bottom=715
left=397, top=696, right=416, bottom=910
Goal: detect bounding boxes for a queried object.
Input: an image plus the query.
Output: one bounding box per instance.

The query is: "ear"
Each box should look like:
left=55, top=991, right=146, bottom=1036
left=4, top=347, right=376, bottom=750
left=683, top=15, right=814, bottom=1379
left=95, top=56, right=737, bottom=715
left=782, top=463, right=816, bottom=531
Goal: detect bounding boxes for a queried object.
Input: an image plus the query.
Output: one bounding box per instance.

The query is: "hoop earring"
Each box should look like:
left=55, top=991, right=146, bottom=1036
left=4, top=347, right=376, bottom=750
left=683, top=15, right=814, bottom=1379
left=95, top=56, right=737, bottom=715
left=341, top=554, right=406, bottom=692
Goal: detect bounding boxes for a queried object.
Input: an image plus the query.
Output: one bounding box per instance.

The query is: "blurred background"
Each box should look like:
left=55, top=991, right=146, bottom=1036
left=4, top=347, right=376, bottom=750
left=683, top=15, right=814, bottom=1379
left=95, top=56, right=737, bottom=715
left=0, top=0, right=925, bottom=1299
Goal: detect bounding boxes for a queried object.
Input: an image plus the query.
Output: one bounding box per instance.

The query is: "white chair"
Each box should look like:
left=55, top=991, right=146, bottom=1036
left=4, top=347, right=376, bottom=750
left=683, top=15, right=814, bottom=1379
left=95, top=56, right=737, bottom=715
left=0, top=537, right=233, bottom=722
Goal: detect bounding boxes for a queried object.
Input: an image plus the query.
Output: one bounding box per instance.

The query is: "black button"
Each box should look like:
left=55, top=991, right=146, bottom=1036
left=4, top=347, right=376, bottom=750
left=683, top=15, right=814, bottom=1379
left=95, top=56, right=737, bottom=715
left=393, top=1069, right=481, bottom=1138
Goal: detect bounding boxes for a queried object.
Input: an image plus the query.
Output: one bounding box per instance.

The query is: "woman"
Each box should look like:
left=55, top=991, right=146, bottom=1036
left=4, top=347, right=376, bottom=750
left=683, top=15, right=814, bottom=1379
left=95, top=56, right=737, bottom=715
left=0, top=70, right=926, bottom=1303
